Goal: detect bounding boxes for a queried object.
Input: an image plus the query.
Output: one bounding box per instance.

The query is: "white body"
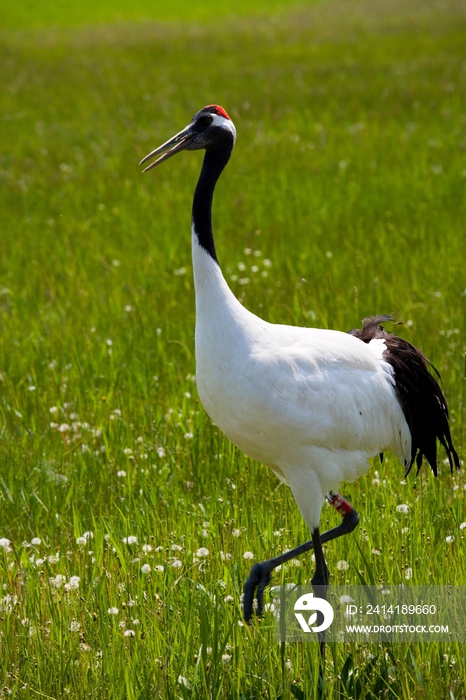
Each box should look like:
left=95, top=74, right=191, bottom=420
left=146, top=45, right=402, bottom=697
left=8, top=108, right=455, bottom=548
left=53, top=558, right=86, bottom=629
left=193, top=234, right=411, bottom=530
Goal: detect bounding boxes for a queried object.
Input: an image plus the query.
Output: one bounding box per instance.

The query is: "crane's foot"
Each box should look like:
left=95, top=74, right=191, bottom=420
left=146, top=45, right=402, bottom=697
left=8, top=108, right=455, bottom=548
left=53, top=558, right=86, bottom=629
left=243, top=561, right=274, bottom=622
left=243, top=493, right=359, bottom=624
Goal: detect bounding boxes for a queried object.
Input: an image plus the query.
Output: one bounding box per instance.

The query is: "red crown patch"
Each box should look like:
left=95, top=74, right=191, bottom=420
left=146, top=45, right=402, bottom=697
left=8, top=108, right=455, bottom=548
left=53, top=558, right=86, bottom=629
left=205, top=105, right=231, bottom=120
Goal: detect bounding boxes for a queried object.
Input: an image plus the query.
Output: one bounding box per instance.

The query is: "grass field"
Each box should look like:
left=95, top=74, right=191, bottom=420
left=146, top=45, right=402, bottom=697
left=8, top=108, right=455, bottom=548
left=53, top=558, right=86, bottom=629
left=1, top=0, right=466, bottom=697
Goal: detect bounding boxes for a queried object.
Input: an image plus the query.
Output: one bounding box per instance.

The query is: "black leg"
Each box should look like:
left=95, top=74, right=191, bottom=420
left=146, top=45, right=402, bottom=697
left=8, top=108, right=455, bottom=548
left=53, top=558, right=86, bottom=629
left=243, top=492, right=359, bottom=623
left=310, top=526, right=328, bottom=664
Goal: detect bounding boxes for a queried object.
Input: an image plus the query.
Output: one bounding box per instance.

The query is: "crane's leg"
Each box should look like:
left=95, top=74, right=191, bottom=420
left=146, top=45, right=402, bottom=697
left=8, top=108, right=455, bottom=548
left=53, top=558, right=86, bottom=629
left=310, top=526, right=329, bottom=664
left=243, top=492, right=359, bottom=622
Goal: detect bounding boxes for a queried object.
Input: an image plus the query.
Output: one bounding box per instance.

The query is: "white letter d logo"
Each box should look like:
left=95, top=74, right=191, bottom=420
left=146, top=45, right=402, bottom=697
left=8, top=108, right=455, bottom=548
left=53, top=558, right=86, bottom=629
left=293, top=593, right=334, bottom=633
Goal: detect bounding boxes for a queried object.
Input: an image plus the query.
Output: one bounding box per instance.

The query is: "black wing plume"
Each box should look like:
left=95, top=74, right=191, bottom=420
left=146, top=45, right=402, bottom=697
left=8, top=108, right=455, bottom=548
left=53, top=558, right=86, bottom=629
left=349, top=315, right=460, bottom=477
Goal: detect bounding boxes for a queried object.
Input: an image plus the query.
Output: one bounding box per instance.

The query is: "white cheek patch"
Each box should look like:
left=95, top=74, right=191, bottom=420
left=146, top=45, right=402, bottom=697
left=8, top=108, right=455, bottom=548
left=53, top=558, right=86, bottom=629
left=211, top=112, right=237, bottom=142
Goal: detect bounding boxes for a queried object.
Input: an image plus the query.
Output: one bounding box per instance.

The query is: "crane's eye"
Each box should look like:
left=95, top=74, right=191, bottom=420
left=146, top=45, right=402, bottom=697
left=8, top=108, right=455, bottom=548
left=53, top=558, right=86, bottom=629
left=204, top=116, right=213, bottom=125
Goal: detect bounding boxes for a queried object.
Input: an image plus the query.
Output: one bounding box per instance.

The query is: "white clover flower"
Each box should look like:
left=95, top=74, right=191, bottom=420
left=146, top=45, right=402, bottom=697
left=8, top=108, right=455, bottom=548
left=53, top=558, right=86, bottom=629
left=404, top=568, right=413, bottom=580
left=50, top=574, right=66, bottom=588
left=171, top=544, right=183, bottom=551
left=184, top=432, right=193, bottom=440
left=30, top=537, right=41, bottom=546
left=117, top=470, right=127, bottom=478
left=196, top=547, right=209, bottom=558
left=446, top=535, right=455, bottom=544
left=0, top=538, right=12, bottom=551
left=141, top=564, right=151, bottom=574
left=340, top=595, right=354, bottom=604
left=224, top=595, right=234, bottom=603
left=243, top=551, right=254, bottom=560
left=155, top=565, right=164, bottom=573
left=124, top=629, right=135, bottom=637
left=171, top=559, right=182, bottom=569
left=142, top=544, right=152, bottom=553
left=69, top=620, right=81, bottom=632
left=178, top=676, right=191, bottom=690
left=222, top=654, right=232, bottom=662
left=83, top=531, right=94, bottom=541
left=76, top=536, right=87, bottom=545
left=337, top=560, right=349, bottom=571
left=68, top=576, right=80, bottom=589
left=232, top=528, right=241, bottom=537
left=108, top=607, right=119, bottom=615
left=122, top=536, right=138, bottom=545
left=459, top=523, right=466, bottom=530
left=156, top=446, right=165, bottom=458
left=0, top=594, right=19, bottom=613
left=48, top=555, right=59, bottom=564
left=58, top=423, right=71, bottom=433
left=396, top=504, right=409, bottom=514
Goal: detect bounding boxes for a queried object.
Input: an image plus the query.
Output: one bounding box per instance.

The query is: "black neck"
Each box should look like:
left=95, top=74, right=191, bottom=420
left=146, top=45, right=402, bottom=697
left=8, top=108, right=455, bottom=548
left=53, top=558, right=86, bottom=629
left=192, top=138, right=234, bottom=262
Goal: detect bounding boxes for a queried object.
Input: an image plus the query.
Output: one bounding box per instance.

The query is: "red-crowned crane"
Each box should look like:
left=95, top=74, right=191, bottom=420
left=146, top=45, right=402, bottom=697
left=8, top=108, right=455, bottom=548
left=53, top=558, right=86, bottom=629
left=140, top=105, right=460, bottom=658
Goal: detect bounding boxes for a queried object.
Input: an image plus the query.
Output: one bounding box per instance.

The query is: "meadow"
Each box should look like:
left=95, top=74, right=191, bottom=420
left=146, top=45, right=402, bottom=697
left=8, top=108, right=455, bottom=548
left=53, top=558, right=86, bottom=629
left=0, top=0, right=465, bottom=697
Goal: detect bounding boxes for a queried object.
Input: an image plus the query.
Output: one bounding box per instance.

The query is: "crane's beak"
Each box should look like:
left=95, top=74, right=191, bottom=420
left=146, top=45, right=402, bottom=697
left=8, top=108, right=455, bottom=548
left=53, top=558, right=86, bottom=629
left=139, top=124, right=195, bottom=173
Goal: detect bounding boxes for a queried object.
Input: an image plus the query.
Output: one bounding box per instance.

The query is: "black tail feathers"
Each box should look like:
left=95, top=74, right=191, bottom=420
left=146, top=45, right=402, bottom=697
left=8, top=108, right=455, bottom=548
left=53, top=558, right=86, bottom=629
left=349, top=316, right=460, bottom=477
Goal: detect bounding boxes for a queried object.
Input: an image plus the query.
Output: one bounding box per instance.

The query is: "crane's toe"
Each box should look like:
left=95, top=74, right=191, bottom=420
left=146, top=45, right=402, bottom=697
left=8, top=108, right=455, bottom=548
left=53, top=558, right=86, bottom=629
left=243, top=561, right=273, bottom=622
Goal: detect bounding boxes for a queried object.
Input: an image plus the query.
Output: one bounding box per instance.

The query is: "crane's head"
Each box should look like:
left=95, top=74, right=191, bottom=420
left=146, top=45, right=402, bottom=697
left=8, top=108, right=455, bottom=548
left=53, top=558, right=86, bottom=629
left=140, top=105, right=236, bottom=172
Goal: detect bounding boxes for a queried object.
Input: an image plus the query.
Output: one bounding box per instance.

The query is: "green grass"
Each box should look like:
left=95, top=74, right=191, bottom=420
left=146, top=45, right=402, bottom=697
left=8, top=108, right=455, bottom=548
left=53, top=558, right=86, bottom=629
left=1, top=0, right=305, bottom=30
left=1, top=0, right=466, bottom=697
